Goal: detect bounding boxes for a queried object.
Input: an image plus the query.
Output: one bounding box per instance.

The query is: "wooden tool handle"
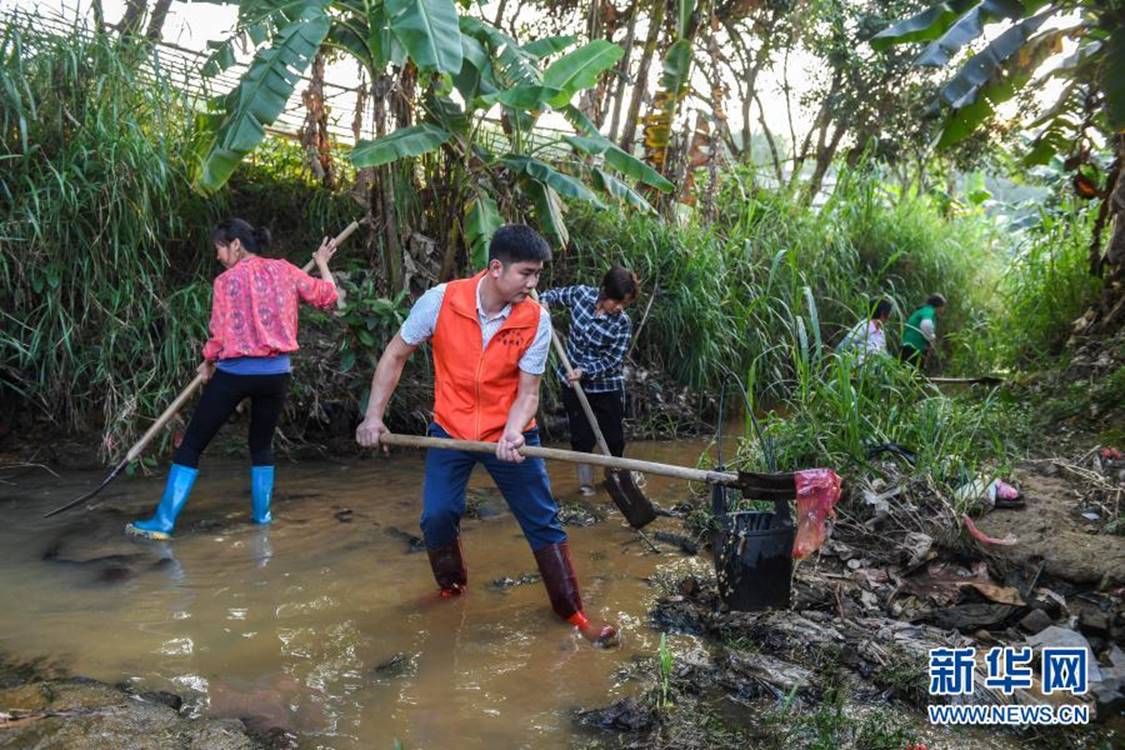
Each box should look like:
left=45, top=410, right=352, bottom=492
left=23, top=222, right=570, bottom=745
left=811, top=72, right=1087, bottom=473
left=301, top=220, right=360, bottom=273
left=124, top=373, right=206, bottom=462
left=124, top=219, right=360, bottom=464
left=533, top=291, right=613, bottom=458
left=378, top=433, right=739, bottom=485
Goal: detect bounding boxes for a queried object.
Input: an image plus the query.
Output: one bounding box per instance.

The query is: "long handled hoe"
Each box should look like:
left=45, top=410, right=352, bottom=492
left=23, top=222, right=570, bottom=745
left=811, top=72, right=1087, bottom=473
left=43, top=220, right=363, bottom=519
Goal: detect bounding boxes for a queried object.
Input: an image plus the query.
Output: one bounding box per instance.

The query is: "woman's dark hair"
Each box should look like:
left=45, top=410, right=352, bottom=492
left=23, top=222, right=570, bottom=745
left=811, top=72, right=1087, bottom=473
left=489, top=224, right=552, bottom=265
left=926, top=293, right=947, bottom=308
left=600, top=266, right=639, bottom=302
left=871, top=298, right=893, bottom=320
left=211, top=218, right=271, bottom=255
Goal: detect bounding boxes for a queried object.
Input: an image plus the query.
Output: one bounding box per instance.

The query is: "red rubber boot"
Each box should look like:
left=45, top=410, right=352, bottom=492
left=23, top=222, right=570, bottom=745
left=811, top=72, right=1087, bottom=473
left=426, top=538, right=467, bottom=597
left=533, top=541, right=617, bottom=646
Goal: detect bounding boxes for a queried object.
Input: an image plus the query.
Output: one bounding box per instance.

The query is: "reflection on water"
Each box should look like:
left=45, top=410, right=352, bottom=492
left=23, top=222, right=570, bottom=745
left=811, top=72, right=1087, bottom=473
left=0, top=439, right=717, bottom=748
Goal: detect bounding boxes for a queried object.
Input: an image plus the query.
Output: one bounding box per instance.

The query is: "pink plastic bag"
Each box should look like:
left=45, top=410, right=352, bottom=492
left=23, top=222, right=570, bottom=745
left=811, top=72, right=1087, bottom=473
left=792, top=468, right=842, bottom=560
left=962, top=514, right=1018, bottom=546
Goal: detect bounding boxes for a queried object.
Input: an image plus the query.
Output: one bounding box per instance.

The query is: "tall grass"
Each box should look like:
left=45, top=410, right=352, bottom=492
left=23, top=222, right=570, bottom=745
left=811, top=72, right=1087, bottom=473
left=740, top=352, right=1026, bottom=483
left=0, top=16, right=1036, bottom=468
left=556, top=164, right=1003, bottom=405
left=0, top=16, right=209, bottom=447
left=0, top=16, right=356, bottom=457
left=994, top=202, right=1102, bottom=363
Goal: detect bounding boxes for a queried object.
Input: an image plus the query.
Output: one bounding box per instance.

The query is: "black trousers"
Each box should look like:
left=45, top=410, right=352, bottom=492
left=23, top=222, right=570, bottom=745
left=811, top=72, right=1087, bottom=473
left=561, top=387, right=626, bottom=457
left=173, top=370, right=290, bottom=468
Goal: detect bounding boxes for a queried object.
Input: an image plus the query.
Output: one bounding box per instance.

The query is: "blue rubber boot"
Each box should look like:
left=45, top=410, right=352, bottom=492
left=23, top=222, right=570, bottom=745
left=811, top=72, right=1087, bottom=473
left=126, top=464, right=198, bottom=540
left=251, top=465, right=275, bottom=524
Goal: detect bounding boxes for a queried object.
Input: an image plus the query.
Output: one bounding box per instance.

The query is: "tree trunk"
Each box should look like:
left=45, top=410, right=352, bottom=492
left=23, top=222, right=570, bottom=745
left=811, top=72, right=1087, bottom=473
left=371, top=74, right=403, bottom=292
left=620, top=0, right=667, bottom=153
left=607, top=4, right=637, bottom=141
left=701, top=13, right=724, bottom=220
left=493, top=0, right=509, bottom=27
left=1090, top=135, right=1125, bottom=278
left=144, top=0, right=173, bottom=41
left=804, top=122, right=846, bottom=204
left=788, top=69, right=841, bottom=192
left=754, top=93, right=784, bottom=184
left=91, top=0, right=105, bottom=31
left=117, top=0, right=147, bottom=36
left=300, top=52, right=335, bottom=189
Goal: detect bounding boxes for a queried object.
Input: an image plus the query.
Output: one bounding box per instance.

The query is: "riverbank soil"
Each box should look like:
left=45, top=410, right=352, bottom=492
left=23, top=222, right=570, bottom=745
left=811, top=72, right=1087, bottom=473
left=575, top=442, right=1123, bottom=749
left=0, top=652, right=266, bottom=749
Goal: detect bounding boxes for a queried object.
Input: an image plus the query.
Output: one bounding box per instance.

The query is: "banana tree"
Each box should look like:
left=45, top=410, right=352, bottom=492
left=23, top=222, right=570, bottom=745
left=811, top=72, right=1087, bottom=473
left=874, top=0, right=1125, bottom=316
left=872, top=1, right=1123, bottom=159
left=191, top=0, right=672, bottom=282
left=641, top=0, right=701, bottom=187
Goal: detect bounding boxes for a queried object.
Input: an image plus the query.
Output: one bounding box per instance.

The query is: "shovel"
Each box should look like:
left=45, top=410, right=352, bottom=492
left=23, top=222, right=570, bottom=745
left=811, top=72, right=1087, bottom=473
left=43, top=220, right=364, bottom=519
left=378, top=433, right=796, bottom=498
left=534, top=292, right=657, bottom=530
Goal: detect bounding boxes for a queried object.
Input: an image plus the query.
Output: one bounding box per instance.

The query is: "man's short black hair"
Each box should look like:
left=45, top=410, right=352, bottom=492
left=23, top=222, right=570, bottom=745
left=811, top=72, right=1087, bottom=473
left=872, top=298, right=893, bottom=320
left=926, top=293, right=947, bottom=308
left=489, top=224, right=552, bottom=265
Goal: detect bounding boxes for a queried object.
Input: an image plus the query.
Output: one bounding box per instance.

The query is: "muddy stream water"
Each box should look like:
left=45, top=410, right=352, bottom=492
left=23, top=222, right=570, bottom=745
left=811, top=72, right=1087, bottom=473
left=0, top=438, right=717, bottom=748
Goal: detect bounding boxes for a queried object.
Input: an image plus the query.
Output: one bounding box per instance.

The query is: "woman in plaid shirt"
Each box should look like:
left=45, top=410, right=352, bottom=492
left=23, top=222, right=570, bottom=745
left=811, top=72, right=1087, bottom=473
left=540, top=267, right=638, bottom=495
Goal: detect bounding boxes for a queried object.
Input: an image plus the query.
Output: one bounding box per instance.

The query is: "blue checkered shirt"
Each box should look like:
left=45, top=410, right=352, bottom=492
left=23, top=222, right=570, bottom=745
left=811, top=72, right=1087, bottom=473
left=540, top=285, right=632, bottom=393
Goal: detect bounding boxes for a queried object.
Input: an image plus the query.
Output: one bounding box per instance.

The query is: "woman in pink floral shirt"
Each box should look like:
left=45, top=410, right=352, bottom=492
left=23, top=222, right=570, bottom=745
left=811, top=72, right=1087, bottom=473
left=128, top=218, right=339, bottom=540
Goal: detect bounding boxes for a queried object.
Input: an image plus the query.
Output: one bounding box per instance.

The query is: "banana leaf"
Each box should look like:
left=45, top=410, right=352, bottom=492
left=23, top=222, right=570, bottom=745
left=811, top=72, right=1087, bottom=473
left=351, top=123, right=452, bottom=168
left=193, top=1, right=330, bottom=193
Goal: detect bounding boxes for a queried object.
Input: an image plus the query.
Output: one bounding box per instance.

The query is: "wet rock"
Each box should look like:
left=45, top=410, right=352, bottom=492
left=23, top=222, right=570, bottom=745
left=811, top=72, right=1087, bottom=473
left=97, top=565, right=139, bottom=584
left=41, top=539, right=151, bottom=586
left=924, top=603, right=1017, bottom=632
left=0, top=653, right=256, bottom=749
left=1078, top=608, right=1112, bottom=637
left=1037, top=462, right=1060, bottom=478
left=138, top=690, right=183, bottom=712
left=1018, top=608, right=1054, bottom=635
left=556, top=501, right=606, bottom=527
left=373, top=652, right=419, bottom=679
left=209, top=674, right=324, bottom=736
left=1089, top=646, right=1125, bottom=715
left=1091, top=682, right=1125, bottom=716
left=668, top=501, right=695, bottom=517
left=654, top=531, right=698, bottom=555
left=576, top=696, right=656, bottom=733
left=465, top=489, right=507, bottom=520
left=487, top=572, right=541, bottom=591
left=384, top=526, right=425, bottom=553
left=249, top=726, right=299, bottom=750
left=678, top=576, right=701, bottom=597
left=651, top=595, right=710, bottom=636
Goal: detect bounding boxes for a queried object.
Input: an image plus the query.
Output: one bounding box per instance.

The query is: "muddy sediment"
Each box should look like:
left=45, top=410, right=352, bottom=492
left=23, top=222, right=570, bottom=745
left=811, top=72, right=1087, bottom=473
left=0, top=651, right=264, bottom=749
left=575, top=452, right=1124, bottom=750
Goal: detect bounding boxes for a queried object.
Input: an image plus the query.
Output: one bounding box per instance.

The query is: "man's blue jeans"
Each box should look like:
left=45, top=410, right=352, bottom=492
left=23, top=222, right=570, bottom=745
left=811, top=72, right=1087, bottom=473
left=420, top=422, right=567, bottom=551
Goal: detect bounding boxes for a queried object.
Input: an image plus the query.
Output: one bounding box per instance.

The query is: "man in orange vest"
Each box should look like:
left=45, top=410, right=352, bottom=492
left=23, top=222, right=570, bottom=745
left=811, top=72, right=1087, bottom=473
left=355, top=225, right=617, bottom=645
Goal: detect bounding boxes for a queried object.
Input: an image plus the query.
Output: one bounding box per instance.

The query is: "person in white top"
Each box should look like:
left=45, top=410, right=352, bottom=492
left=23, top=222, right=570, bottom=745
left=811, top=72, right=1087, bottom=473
left=836, top=299, right=892, bottom=364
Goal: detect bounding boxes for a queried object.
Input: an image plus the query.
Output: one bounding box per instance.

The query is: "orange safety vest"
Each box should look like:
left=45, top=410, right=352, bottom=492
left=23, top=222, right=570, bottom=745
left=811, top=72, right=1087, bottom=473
left=431, top=271, right=541, bottom=441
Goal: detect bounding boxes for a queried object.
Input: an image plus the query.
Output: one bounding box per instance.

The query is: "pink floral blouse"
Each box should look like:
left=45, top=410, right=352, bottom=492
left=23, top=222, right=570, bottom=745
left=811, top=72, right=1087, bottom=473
left=202, top=257, right=338, bottom=361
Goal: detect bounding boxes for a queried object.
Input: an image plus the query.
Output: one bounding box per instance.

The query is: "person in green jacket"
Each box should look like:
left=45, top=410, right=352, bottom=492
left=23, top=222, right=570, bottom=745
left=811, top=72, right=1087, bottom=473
left=900, top=293, right=946, bottom=368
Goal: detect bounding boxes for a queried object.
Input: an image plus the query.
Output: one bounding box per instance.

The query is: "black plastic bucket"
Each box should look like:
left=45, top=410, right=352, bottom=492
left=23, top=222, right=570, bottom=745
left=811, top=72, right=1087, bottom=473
left=711, top=480, right=795, bottom=611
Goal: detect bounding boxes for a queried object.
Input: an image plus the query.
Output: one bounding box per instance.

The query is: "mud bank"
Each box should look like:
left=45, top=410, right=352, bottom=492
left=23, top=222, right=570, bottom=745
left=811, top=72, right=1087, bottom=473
left=0, top=652, right=274, bottom=749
